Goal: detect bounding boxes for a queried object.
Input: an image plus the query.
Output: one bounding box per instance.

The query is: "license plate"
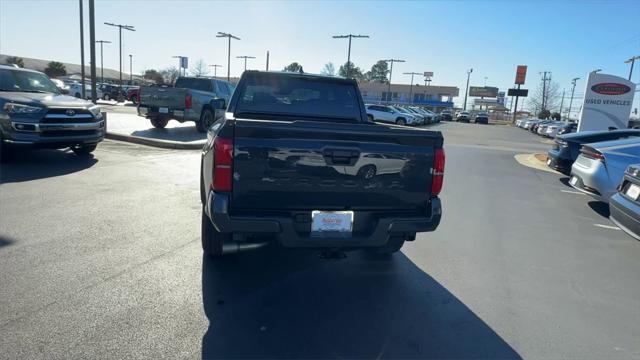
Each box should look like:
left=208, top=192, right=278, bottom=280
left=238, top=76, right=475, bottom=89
left=174, top=110, right=184, bottom=117
left=138, top=107, right=148, bottom=115
left=625, top=183, right=640, bottom=200
left=570, top=176, right=578, bottom=186
left=159, top=107, right=169, bottom=114
left=311, top=211, right=353, bottom=234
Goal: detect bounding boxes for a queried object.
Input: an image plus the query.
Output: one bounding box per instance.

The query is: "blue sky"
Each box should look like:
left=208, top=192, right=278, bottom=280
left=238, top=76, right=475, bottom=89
left=1, top=0, right=639, bottom=108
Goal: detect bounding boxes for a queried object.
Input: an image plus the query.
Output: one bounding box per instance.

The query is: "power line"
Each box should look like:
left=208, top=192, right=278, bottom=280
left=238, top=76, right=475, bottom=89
left=216, top=32, right=240, bottom=82
left=236, top=55, right=256, bottom=72
left=104, top=22, right=135, bottom=87
left=332, top=34, right=369, bottom=79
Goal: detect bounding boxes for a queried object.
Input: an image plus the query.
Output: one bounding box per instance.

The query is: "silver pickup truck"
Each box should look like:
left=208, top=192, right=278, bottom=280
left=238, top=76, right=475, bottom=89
left=137, top=77, right=234, bottom=132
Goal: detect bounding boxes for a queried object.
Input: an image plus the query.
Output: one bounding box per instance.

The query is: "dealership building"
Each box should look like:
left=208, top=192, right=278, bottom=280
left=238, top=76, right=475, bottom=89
left=358, top=82, right=459, bottom=112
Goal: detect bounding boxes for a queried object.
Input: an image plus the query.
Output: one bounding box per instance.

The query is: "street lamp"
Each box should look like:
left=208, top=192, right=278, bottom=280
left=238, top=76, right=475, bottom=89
left=129, top=54, right=132, bottom=85
left=383, top=59, right=405, bottom=104
left=209, top=64, right=222, bottom=78
left=568, top=77, right=580, bottom=121
left=236, top=56, right=256, bottom=72
left=217, top=32, right=240, bottom=82
left=463, top=68, right=473, bottom=111
left=104, top=22, right=135, bottom=87
left=332, top=34, right=369, bottom=79
left=95, top=40, right=111, bottom=84
left=403, top=72, right=422, bottom=105
left=591, top=68, right=602, bottom=74
left=625, top=55, right=640, bottom=81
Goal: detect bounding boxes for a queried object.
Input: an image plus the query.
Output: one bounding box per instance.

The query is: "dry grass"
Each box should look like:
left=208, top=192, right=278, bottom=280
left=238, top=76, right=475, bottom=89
left=534, top=153, right=548, bottom=162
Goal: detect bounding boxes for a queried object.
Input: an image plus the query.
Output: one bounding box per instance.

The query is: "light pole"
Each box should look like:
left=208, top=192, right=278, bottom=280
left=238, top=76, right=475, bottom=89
left=568, top=77, right=580, bottom=121
left=79, top=0, right=85, bottom=98
left=217, top=32, right=240, bottom=82
left=383, top=59, right=405, bottom=103
left=172, top=56, right=186, bottom=77
left=403, top=72, right=422, bottom=105
left=88, top=0, right=97, bottom=103
left=625, top=56, right=640, bottom=81
left=236, top=56, right=256, bottom=72
left=463, top=68, right=473, bottom=111
left=332, top=34, right=369, bottom=78
left=95, top=40, right=111, bottom=84
left=209, top=64, right=222, bottom=78
left=104, top=22, right=135, bottom=87
left=484, top=76, right=488, bottom=86
left=129, top=54, right=132, bottom=84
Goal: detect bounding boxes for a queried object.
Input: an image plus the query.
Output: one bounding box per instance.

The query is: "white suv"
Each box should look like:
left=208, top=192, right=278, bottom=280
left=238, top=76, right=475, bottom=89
left=366, top=104, right=419, bottom=126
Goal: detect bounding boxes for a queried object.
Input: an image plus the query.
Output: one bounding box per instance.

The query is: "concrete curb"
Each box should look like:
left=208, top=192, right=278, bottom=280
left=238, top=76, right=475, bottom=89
left=105, top=132, right=204, bottom=150
left=514, top=153, right=560, bottom=174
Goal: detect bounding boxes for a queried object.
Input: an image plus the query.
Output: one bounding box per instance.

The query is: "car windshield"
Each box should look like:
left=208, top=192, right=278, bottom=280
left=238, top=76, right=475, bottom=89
left=235, top=73, right=361, bottom=121
left=0, top=69, right=60, bottom=94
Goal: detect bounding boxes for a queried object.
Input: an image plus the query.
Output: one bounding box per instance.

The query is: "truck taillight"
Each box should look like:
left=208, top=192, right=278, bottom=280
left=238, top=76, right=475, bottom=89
left=431, top=148, right=445, bottom=196
left=212, top=137, right=233, bottom=192
left=185, top=93, right=193, bottom=109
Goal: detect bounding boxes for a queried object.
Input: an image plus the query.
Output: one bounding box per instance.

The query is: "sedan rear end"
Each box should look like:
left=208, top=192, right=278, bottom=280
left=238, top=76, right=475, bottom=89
left=609, top=164, right=640, bottom=240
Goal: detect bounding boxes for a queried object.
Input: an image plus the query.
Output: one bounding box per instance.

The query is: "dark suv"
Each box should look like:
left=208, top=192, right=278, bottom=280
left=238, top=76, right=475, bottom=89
left=0, top=65, right=105, bottom=155
left=99, top=83, right=125, bottom=101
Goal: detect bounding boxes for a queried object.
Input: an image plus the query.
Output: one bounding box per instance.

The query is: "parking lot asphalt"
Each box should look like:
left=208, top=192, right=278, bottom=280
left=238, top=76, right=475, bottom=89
left=1, top=122, right=639, bottom=359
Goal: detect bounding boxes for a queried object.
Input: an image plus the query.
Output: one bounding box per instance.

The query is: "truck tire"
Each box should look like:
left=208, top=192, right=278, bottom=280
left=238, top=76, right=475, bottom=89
left=202, top=208, right=231, bottom=257
left=367, top=114, right=374, bottom=121
left=71, top=143, right=97, bottom=155
left=104, top=93, right=111, bottom=101
left=357, top=165, right=376, bottom=180
left=370, top=236, right=405, bottom=255
left=150, top=117, right=168, bottom=129
left=396, top=118, right=406, bottom=126
left=196, top=109, right=214, bottom=133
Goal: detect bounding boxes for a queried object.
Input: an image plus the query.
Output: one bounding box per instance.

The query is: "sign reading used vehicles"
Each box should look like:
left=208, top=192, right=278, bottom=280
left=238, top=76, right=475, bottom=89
left=577, top=73, right=636, bottom=132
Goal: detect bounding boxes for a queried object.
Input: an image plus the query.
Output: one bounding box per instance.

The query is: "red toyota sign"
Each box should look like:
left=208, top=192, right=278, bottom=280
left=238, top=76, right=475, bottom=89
left=591, top=83, right=631, bottom=95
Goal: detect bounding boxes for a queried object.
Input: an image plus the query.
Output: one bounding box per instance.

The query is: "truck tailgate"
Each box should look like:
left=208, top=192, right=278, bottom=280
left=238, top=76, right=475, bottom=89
left=139, top=87, right=187, bottom=109
left=231, top=119, right=443, bottom=211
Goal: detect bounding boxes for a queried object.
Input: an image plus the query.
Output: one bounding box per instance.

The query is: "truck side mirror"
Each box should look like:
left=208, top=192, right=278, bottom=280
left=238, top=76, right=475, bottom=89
left=211, top=98, right=226, bottom=110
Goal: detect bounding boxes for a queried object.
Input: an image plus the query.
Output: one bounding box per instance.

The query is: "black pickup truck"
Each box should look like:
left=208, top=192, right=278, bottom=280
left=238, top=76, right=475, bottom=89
left=200, top=71, right=444, bottom=257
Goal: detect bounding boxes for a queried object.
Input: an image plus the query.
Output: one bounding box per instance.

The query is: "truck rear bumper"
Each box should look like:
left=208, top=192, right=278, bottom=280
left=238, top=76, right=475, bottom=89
left=206, top=192, right=442, bottom=248
left=137, top=106, right=197, bottom=122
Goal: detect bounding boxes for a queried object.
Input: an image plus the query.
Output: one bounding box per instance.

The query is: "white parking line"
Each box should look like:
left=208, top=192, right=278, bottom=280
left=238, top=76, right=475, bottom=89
left=561, top=190, right=586, bottom=195
left=593, top=224, right=621, bottom=230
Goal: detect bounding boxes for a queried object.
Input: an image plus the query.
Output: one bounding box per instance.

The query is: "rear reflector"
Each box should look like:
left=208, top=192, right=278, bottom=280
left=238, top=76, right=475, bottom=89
left=212, top=137, right=233, bottom=192
left=431, top=148, right=445, bottom=196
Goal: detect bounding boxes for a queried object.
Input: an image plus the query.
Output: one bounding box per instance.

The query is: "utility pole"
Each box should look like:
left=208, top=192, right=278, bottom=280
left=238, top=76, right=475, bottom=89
left=209, top=65, right=222, bottom=78
left=332, top=34, right=369, bottom=79
left=104, top=22, right=136, bottom=88
left=129, top=54, right=132, bottom=84
left=625, top=55, right=640, bottom=81
left=236, top=56, right=256, bottom=72
left=217, top=32, right=240, bottom=82
left=95, top=40, right=111, bottom=84
left=568, top=77, right=580, bottom=121
left=463, top=68, right=473, bottom=111
left=88, top=0, right=97, bottom=103
left=403, top=72, right=422, bottom=105
left=383, top=59, right=405, bottom=103
left=266, top=50, right=269, bottom=71
left=79, top=0, right=85, bottom=98
left=540, top=71, right=550, bottom=113
left=172, top=56, right=186, bottom=77
left=559, top=89, right=565, bottom=121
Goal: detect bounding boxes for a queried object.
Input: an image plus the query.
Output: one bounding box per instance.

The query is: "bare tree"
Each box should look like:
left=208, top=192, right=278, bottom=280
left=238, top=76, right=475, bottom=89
left=527, top=79, right=560, bottom=117
left=320, top=62, right=336, bottom=76
left=160, top=66, right=179, bottom=85
left=191, top=59, right=209, bottom=77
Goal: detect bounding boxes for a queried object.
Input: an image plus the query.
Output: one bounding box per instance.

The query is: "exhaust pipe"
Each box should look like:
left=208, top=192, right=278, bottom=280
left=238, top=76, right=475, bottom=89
left=222, top=241, right=268, bottom=254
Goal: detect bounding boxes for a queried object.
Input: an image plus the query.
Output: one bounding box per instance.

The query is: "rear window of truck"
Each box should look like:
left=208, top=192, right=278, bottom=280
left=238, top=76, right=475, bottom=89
left=234, top=74, right=361, bottom=122
left=175, top=78, right=212, bottom=92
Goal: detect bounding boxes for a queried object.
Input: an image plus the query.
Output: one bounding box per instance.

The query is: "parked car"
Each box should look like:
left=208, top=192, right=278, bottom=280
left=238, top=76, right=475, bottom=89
left=365, top=104, right=420, bottom=126
left=542, top=121, right=567, bottom=138
left=556, top=122, right=577, bottom=136
left=400, top=106, right=427, bottom=125
left=126, top=87, right=140, bottom=104
left=523, top=119, right=541, bottom=129
left=569, top=138, right=640, bottom=202
left=609, top=164, right=640, bottom=240
left=440, top=110, right=452, bottom=121
left=474, top=112, right=489, bottom=124
left=138, top=77, right=235, bottom=132
left=68, top=82, right=92, bottom=99
left=200, top=71, right=444, bottom=257
left=50, top=78, right=70, bottom=94
left=0, top=65, right=104, bottom=156
left=391, top=106, right=422, bottom=125
left=534, top=120, right=553, bottom=134
left=456, top=111, right=470, bottom=122
left=410, top=107, right=433, bottom=124
left=98, top=83, right=125, bottom=101
left=547, top=129, right=640, bottom=174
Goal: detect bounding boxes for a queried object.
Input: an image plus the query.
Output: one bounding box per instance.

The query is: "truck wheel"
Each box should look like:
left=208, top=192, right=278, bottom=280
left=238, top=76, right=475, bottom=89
left=370, top=236, right=405, bottom=255
left=75, top=93, right=81, bottom=98
left=132, top=96, right=138, bottom=105
left=71, top=144, right=97, bottom=155
left=104, top=93, right=111, bottom=101
left=396, top=118, right=406, bottom=126
left=150, top=117, right=168, bottom=129
left=367, top=114, right=374, bottom=121
left=357, top=165, right=376, bottom=180
left=202, top=208, right=231, bottom=257
left=196, top=109, right=214, bottom=133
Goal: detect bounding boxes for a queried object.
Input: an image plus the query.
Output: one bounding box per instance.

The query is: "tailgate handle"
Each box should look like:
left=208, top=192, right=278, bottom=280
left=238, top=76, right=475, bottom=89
left=323, top=149, right=360, bottom=166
